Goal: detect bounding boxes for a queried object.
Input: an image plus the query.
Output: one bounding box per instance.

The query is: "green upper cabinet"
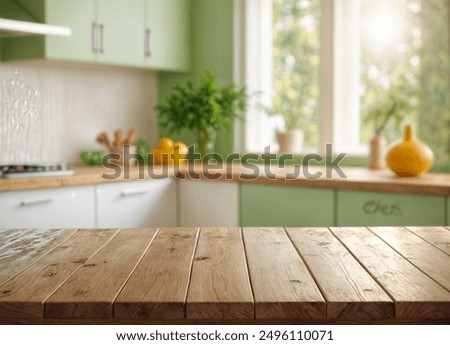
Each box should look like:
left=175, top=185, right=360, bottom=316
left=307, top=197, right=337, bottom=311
left=336, top=190, right=447, bottom=227
left=45, top=0, right=96, bottom=63
left=0, top=0, right=190, bottom=71
left=144, top=0, right=190, bottom=71
left=240, top=184, right=334, bottom=227
left=0, top=0, right=97, bottom=62
left=96, top=0, right=145, bottom=67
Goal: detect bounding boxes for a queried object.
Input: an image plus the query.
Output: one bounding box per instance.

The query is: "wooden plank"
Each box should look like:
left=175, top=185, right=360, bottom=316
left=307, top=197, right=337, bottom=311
left=370, top=227, right=450, bottom=291
left=286, top=227, right=393, bottom=320
left=0, top=229, right=117, bottom=319
left=331, top=227, right=450, bottom=320
left=45, top=228, right=158, bottom=319
left=0, top=228, right=76, bottom=286
left=406, top=226, right=450, bottom=256
left=242, top=227, right=325, bottom=319
left=186, top=228, right=253, bottom=320
left=114, top=228, right=199, bottom=320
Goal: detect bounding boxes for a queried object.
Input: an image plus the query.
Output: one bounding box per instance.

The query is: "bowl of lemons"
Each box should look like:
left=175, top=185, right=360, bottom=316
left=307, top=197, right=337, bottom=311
left=151, top=137, right=188, bottom=166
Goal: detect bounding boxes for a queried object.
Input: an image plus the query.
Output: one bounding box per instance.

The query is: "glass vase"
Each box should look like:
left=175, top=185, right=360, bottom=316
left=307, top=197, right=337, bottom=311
left=197, top=127, right=217, bottom=158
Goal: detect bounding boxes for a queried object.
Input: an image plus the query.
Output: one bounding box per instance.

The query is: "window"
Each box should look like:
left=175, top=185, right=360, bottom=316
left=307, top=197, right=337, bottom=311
left=240, top=0, right=450, bottom=167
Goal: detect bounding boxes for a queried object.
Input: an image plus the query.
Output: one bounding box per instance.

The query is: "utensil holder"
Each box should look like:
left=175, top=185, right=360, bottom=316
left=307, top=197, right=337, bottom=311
left=109, top=145, right=137, bottom=166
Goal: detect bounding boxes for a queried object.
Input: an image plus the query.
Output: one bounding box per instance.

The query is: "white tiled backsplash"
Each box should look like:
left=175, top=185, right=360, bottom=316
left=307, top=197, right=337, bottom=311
left=0, top=61, right=158, bottom=165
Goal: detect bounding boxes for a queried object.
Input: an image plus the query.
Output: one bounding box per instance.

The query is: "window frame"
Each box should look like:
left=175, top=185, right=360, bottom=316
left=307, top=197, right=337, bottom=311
left=235, top=0, right=368, bottom=155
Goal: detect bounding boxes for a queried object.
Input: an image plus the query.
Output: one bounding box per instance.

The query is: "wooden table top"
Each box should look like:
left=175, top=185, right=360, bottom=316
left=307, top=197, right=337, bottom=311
left=0, top=227, right=449, bottom=324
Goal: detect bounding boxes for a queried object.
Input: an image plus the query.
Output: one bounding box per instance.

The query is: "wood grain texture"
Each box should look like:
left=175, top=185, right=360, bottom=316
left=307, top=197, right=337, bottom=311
left=242, top=227, right=325, bottom=319
left=331, top=227, right=450, bottom=320
left=0, top=166, right=179, bottom=192
left=186, top=228, right=253, bottom=320
left=45, top=228, right=158, bottom=319
left=183, top=164, right=450, bottom=196
left=0, top=229, right=116, bottom=319
left=114, top=228, right=199, bottom=320
left=2, top=227, right=450, bottom=324
left=406, top=226, right=450, bottom=255
left=286, top=227, right=393, bottom=320
left=0, top=165, right=448, bottom=196
left=1, top=316, right=449, bottom=325
left=0, top=228, right=76, bottom=286
left=370, top=227, right=450, bottom=291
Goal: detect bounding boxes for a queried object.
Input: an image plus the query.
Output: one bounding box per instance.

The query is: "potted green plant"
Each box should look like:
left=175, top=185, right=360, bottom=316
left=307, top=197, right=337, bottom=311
left=363, top=96, right=405, bottom=169
left=262, top=103, right=305, bottom=154
left=156, top=72, right=248, bottom=157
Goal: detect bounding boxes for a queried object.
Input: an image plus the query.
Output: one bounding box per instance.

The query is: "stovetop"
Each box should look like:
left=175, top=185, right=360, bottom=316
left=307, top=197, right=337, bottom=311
left=0, top=163, right=73, bottom=179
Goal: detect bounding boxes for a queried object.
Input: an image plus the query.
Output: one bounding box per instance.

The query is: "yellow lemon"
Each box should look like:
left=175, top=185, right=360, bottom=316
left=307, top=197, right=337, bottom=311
left=386, top=125, right=434, bottom=177
left=172, top=141, right=188, bottom=165
left=152, top=139, right=188, bottom=165
left=158, top=137, right=174, bottom=151
left=151, top=148, right=163, bottom=164
left=152, top=148, right=172, bottom=165
left=172, top=142, right=188, bottom=154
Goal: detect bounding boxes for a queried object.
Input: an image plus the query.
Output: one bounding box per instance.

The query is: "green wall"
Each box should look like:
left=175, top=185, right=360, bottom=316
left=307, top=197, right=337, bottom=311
left=158, top=0, right=235, bottom=157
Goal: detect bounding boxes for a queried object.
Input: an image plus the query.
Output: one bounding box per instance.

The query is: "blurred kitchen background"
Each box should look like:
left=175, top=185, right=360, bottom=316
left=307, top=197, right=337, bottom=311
left=0, top=62, right=157, bottom=163
left=0, top=0, right=449, bottom=169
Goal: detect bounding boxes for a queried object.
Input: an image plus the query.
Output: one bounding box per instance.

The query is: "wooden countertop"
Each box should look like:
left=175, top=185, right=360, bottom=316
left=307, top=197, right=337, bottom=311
left=0, top=163, right=449, bottom=196
left=1, top=226, right=449, bottom=324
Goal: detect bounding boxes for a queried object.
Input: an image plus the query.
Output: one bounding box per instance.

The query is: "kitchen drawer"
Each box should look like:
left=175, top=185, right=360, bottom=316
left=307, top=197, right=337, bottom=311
left=336, top=190, right=446, bottom=226
left=0, top=185, right=96, bottom=228
left=179, top=180, right=239, bottom=227
left=240, top=184, right=334, bottom=227
left=96, top=179, right=177, bottom=228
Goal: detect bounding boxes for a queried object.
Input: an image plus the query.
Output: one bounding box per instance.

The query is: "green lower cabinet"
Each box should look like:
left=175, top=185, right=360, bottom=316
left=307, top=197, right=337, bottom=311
left=336, top=190, right=446, bottom=226
left=240, top=184, right=334, bottom=227
left=447, top=197, right=450, bottom=226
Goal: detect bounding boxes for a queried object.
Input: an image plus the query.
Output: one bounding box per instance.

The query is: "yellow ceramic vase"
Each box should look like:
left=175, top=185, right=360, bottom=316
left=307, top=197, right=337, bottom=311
left=386, top=125, right=434, bottom=177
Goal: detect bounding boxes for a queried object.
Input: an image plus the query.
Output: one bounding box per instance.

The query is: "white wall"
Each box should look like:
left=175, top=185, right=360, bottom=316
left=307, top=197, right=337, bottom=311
left=0, top=61, right=158, bottom=165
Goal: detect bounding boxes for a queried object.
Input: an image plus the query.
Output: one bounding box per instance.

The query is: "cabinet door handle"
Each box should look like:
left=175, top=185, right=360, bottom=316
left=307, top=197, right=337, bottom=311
left=99, top=24, right=104, bottom=54
left=91, top=22, right=98, bottom=53
left=144, top=29, right=148, bottom=56
left=145, top=28, right=152, bottom=57
left=120, top=189, right=148, bottom=197
left=20, top=198, right=55, bottom=207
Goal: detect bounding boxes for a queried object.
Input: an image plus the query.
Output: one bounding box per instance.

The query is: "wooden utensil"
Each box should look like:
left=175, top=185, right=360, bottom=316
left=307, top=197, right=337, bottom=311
left=124, top=128, right=137, bottom=145
left=96, top=132, right=111, bottom=150
left=113, top=129, right=124, bottom=147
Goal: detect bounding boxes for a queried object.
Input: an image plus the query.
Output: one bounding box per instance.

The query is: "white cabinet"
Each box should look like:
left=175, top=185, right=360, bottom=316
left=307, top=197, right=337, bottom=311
left=0, top=185, right=96, bottom=228
left=179, top=180, right=239, bottom=227
left=96, top=179, right=177, bottom=228
left=0, top=178, right=235, bottom=229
